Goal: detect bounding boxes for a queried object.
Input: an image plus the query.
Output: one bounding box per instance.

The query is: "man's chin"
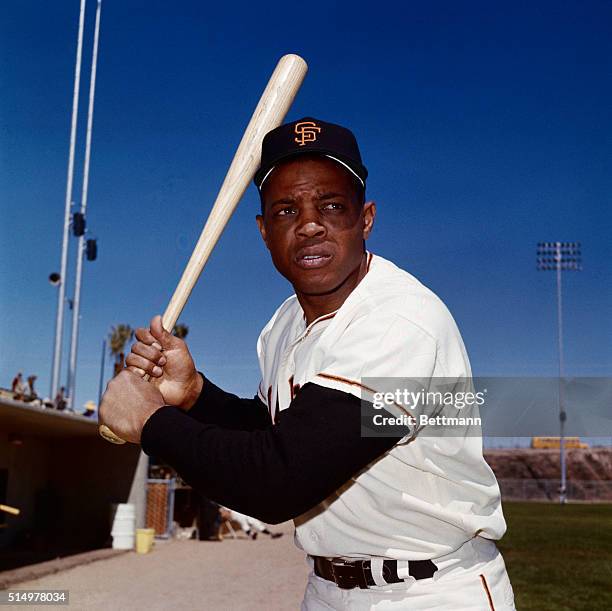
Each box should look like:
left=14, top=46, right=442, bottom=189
left=291, top=274, right=347, bottom=298
left=280, top=256, right=365, bottom=299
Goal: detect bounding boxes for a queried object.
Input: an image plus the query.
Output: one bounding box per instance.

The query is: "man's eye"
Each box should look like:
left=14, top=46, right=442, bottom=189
left=322, top=202, right=343, bottom=211
left=276, top=206, right=297, bottom=216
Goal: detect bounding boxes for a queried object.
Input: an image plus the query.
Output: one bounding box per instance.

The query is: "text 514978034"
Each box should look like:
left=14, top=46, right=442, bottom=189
left=1, top=591, right=69, bottom=606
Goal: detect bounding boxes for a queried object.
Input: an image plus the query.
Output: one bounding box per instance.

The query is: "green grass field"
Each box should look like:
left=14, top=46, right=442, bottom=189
left=498, top=502, right=612, bottom=610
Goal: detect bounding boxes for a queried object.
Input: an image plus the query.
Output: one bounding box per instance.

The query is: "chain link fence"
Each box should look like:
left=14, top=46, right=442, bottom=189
left=498, top=479, right=612, bottom=502
left=146, top=478, right=176, bottom=538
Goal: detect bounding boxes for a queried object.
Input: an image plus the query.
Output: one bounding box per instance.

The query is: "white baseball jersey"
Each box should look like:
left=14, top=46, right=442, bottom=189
left=256, top=252, right=506, bottom=560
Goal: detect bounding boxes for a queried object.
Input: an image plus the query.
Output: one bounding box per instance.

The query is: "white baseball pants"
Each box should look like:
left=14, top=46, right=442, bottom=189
left=301, top=537, right=515, bottom=610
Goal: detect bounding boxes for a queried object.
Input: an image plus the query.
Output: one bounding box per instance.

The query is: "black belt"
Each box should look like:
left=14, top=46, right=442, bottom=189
left=313, top=556, right=438, bottom=590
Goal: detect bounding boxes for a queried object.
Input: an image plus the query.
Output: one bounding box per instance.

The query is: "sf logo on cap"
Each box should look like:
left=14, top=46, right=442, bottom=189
left=294, top=121, right=321, bottom=146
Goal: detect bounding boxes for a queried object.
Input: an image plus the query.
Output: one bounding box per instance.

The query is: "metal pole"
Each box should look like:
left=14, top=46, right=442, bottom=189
left=98, top=338, right=106, bottom=407
left=67, top=0, right=102, bottom=407
left=51, top=0, right=87, bottom=399
left=555, top=243, right=567, bottom=504
left=537, top=241, right=580, bottom=504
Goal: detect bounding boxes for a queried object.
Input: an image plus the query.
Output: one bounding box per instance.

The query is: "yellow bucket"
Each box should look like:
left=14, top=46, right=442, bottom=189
left=136, top=528, right=156, bottom=554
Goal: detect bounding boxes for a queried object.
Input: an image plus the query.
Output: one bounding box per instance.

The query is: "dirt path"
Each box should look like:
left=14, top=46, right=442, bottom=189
left=5, top=522, right=309, bottom=610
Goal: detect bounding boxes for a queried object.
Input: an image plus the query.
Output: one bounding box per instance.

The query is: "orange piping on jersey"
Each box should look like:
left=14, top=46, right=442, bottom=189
left=307, top=311, right=337, bottom=328
left=479, top=574, right=495, bottom=611
left=316, top=372, right=411, bottom=415
left=315, top=311, right=338, bottom=323
left=267, top=386, right=273, bottom=418
left=316, top=372, right=377, bottom=394
left=302, top=311, right=338, bottom=339
left=288, top=376, right=302, bottom=400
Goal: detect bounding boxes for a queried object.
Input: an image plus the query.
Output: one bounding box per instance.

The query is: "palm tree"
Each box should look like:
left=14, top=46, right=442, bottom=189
left=108, top=324, right=134, bottom=376
left=173, top=323, right=189, bottom=339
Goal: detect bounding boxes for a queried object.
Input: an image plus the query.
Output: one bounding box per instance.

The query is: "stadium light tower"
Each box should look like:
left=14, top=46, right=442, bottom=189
left=66, top=0, right=103, bottom=410
left=536, top=241, right=582, bottom=504
left=50, top=0, right=87, bottom=399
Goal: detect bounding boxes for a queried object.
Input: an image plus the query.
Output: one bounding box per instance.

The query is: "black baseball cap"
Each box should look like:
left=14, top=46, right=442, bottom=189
left=254, top=117, right=368, bottom=190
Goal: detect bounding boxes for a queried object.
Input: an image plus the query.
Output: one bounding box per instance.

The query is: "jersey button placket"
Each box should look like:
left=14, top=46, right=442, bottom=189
left=277, top=343, right=297, bottom=412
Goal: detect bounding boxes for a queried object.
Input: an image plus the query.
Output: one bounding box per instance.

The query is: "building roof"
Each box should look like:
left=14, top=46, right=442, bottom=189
left=0, top=397, right=99, bottom=439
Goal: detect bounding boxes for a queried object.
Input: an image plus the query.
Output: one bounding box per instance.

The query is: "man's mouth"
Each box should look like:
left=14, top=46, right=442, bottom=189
left=295, top=246, right=333, bottom=269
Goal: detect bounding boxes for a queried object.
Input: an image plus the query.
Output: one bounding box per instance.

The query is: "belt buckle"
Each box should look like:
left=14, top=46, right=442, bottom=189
left=330, top=560, right=365, bottom=590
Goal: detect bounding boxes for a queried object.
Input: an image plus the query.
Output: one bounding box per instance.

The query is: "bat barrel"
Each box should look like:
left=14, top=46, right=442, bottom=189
left=162, top=54, right=307, bottom=331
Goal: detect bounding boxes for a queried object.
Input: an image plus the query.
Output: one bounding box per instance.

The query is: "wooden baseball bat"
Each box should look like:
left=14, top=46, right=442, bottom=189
left=99, top=54, right=308, bottom=444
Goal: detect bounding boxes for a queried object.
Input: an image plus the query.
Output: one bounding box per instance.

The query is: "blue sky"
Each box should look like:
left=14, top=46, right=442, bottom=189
left=1, top=1, right=611, bottom=420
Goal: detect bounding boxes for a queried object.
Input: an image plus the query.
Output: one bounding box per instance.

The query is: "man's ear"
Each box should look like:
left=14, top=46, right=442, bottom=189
left=362, top=201, right=376, bottom=240
left=256, top=214, right=269, bottom=248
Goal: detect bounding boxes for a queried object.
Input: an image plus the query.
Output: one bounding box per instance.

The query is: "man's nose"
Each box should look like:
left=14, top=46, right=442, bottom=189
left=296, top=208, right=326, bottom=239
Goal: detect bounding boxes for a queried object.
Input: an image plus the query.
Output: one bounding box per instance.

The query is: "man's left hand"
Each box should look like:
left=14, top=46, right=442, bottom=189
left=99, top=369, right=166, bottom=444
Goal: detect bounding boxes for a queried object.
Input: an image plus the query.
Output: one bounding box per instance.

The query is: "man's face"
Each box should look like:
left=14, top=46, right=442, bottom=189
left=256, top=156, right=375, bottom=298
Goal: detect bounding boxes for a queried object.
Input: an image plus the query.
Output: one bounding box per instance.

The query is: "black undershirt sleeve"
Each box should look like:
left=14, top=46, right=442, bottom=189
left=185, top=373, right=271, bottom=431
left=140, top=381, right=403, bottom=524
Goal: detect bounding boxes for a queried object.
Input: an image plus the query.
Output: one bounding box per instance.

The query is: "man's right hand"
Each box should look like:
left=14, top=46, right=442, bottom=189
left=126, top=315, right=203, bottom=410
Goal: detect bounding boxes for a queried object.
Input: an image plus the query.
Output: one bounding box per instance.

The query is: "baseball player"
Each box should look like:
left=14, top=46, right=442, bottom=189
left=100, top=117, right=515, bottom=609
